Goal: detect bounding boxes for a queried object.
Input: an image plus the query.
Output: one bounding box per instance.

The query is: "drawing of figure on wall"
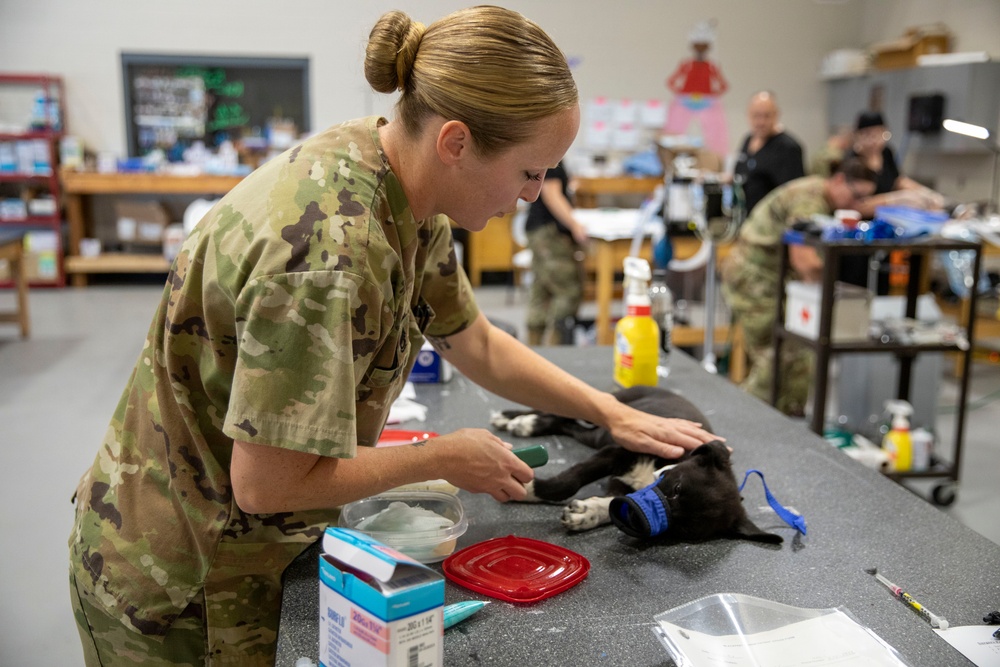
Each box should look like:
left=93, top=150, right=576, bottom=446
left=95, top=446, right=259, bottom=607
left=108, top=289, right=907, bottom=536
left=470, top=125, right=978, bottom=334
left=663, top=20, right=729, bottom=158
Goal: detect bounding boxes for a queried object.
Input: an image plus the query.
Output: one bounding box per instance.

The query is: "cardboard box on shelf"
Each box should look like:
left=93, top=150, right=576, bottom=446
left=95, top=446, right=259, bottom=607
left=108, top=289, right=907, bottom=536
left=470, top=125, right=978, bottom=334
left=785, top=280, right=870, bottom=342
left=115, top=200, right=170, bottom=246
left=871, top=24, right=952, bottom=71
left=23, top=230, right=60, bottom=283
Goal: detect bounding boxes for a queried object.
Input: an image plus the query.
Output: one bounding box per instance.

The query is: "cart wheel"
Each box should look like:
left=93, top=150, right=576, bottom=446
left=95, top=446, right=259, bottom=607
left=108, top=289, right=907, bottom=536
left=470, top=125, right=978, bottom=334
left=931, top=483, right=957, bottom=507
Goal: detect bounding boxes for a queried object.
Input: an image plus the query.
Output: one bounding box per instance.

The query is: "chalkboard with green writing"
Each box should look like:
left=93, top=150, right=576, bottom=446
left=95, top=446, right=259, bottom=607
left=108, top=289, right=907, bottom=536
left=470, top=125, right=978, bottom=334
left=121, top=53, right=310, bottom=158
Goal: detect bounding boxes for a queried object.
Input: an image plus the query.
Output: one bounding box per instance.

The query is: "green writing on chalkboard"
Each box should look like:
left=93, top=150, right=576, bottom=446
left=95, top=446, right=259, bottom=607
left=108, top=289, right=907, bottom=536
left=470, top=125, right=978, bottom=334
left=175, top=66, right=249, bottom=132
left=208, top=103, right=250, bottom=131
left=176, top=67, right=244, bottom=98
left=178, top=67, right=222, bottom=91
left=217, top=81, right=244, bottom=97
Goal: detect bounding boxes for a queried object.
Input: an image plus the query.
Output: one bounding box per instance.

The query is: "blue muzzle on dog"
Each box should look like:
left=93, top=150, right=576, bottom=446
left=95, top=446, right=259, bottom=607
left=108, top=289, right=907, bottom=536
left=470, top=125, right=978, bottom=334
left=609, top=468, right=806, bottom=539
left=609, top=477, right=670, bottom=538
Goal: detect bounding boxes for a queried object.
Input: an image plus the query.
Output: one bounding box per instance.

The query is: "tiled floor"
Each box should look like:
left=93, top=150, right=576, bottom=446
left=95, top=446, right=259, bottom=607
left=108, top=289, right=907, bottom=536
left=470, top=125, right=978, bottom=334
left=1, top=284, right=997, bottom=664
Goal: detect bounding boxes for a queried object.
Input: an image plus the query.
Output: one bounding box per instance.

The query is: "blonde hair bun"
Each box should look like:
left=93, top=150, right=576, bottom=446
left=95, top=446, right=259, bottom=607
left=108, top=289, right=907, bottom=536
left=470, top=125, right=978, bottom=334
left=365, top=6, right=577, bottom=155
left=365, top=11, right=426, bottom=94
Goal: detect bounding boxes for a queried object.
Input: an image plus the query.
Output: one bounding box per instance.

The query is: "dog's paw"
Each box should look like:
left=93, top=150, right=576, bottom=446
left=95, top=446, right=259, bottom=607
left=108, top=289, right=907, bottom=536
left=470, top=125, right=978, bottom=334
left=510, top=480, right=542, bottom=503
left=490, top=410, right=539, bottom=437
left=489, top=411, right=511, bottom=430
left=507, top=414, right=540, bottom=437
left=560, top=496, right=613, bottom=532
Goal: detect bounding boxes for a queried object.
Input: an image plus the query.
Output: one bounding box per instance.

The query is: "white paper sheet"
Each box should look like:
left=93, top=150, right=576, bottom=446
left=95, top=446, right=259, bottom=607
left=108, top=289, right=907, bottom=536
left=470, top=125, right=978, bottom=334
left=587, top=97, right=612, bottom=124
left=585, top=120, right=611, bottom=150
left=384, top=382, right=423, bottom=424
left=934, top=625, right=1000, bottom=666
left=640, top=99, right=668, bottom=128
left=611, top=122, right=640, bottom=151
left=572, top=208, right=660, bottom=241
left=613, top=99, right=638, bottom=125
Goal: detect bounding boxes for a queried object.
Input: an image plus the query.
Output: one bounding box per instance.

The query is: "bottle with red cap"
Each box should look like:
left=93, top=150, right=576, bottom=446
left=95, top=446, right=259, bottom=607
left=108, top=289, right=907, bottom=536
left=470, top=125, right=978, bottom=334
left=614, top=257, right=660, bottom=387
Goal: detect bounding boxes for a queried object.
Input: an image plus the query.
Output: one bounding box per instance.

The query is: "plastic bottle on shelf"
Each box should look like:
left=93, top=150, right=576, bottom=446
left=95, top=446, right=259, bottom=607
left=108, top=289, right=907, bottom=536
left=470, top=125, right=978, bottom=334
left=648, top=269, right=673, bottom=379
left=614, top=257, right=660, bottom=388
left=910, top=427, right=933, bottom=471
left=881, top=400, right=913, bottom=472
left=30, top=89, right=60, bottom=130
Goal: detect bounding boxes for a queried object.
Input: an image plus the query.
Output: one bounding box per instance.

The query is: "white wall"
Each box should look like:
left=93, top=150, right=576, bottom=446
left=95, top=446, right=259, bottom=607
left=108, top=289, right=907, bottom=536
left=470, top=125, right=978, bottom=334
left=1, top=0, right=996, bottom=198
left=0, top=0, right=865, bottom=155
left=856, top=0, right=1000, bottom=203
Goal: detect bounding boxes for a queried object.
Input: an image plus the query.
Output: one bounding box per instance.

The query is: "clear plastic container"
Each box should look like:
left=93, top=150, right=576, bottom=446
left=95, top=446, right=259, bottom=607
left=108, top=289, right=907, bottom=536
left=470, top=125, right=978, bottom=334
left=338, top=491, right=467, bottom=563
left=653, top=593, right=912, bottom=666
left=649, top=269, right=673, bottom=378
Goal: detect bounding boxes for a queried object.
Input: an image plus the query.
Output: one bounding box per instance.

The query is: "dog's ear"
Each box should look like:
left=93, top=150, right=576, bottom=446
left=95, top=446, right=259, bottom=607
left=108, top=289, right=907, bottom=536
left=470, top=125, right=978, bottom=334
left=730, top=515, right=784, bottom=544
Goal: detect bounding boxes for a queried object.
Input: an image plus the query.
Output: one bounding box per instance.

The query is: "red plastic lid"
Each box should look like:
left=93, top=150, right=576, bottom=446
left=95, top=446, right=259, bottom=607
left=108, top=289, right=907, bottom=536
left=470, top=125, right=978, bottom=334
left=442, top=535, right=590, bottom=603
left=377, top=430, right=438, bottom=447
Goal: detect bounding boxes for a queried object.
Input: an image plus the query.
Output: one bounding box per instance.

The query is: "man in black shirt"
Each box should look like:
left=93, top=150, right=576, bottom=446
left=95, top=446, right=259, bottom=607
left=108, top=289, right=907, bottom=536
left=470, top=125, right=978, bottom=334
left=733, top=91, right=805, bottom=214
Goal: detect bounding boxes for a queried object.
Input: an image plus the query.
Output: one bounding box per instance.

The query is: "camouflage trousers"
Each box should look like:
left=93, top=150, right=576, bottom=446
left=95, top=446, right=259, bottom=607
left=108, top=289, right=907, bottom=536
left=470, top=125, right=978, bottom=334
left=722, top=272, right=813, bottom=417
left=526, top=223, right=583, bottom=345
left=69, top=567, right=281, bottom=666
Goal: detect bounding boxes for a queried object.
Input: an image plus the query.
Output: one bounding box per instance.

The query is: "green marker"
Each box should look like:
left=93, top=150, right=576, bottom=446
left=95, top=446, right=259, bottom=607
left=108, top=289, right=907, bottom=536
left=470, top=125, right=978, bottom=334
left=512, top=444, right=548, bottom=468
left=444, top=600, right=489, bottom=630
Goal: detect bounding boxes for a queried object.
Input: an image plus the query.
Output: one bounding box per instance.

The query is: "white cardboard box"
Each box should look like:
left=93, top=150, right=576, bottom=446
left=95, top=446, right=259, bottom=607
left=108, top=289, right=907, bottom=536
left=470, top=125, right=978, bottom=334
left=319, top=527, right=444, bottom=667
left=784, top=281, right=870, bottom=342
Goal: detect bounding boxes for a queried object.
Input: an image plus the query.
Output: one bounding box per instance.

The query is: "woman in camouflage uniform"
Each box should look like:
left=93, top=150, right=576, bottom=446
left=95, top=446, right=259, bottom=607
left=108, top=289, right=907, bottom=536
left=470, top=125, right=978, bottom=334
left=69, top=7, right=720, bottom=665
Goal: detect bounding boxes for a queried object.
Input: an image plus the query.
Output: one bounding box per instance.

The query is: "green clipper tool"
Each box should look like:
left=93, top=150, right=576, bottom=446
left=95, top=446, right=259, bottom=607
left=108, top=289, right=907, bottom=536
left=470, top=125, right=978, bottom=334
left=512, top=444, right=548, bottom=468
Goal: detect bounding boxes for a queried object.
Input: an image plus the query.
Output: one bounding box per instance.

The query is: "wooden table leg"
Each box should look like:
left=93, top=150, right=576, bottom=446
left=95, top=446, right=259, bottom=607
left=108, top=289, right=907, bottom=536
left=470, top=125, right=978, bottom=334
left=729, top=322, right=745, bottom=383
left=0, top=239, right=30, bottom=338
left=14, top=242, right=29, bottom=338
left=65, top=192, right=88, bottom=287
left=595, top=240, right=615, bottom=345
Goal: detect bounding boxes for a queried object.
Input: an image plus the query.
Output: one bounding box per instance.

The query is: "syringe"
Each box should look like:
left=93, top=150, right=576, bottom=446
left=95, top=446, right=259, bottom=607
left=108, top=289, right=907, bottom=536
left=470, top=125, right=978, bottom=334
left=865, top=568, right=949, bottom=630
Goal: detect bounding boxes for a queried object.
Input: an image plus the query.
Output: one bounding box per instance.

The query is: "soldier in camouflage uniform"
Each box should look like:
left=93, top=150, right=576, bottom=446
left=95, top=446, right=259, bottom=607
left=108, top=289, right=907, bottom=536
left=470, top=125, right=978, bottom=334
left=70, top=7, right=720, bottom=665
left=525, top=161, right=587, bottom=345
left=721, top=158, right=876, bottom=416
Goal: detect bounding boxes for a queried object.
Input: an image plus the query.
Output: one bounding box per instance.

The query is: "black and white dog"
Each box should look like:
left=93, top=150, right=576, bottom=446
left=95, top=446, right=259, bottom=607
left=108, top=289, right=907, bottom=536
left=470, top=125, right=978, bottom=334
left=491, top=386, right=782, bottom=544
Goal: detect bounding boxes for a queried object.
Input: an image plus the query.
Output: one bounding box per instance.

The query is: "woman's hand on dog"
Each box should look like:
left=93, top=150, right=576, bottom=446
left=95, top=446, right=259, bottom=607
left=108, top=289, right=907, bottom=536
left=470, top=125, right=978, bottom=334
left=607, top=406, right=722, bottom=459
left=432, top=428, right=534, bottom=502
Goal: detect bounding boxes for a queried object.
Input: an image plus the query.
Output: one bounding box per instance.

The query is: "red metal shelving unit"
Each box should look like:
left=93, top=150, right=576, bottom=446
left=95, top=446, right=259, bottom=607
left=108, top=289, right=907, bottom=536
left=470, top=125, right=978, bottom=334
left=0, top=73, right=66, bottom=287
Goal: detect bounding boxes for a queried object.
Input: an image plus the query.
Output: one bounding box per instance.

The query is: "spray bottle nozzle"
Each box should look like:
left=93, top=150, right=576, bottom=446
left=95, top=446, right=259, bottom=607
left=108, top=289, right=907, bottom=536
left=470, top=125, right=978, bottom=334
left=884, top=399, right=913, bottom=430
left=623, top=257, right=652, bottom=282
left=622, top=257, right=653, bottom=302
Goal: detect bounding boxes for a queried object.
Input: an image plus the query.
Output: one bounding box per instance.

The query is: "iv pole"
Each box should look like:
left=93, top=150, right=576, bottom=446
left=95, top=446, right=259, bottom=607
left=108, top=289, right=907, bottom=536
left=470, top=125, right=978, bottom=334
left=633, top=142, right=745, bottom=375
left=689, top=179, right=744, bottom=374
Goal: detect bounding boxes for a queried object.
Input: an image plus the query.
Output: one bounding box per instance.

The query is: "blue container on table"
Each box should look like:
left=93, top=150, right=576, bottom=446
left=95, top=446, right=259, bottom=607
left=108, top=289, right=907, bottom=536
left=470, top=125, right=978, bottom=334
left=875, top=206, right=949, bottom=238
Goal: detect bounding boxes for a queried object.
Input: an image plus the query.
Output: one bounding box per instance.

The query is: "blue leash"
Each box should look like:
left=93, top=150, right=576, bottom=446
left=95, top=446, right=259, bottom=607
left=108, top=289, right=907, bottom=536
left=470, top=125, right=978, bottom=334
left=739, top=469, right=807, bottom=535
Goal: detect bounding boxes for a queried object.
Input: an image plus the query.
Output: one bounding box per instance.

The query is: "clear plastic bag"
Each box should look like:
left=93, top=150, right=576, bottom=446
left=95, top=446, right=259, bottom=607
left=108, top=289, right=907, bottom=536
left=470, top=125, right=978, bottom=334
left=653, top=593, right=912, bottom=666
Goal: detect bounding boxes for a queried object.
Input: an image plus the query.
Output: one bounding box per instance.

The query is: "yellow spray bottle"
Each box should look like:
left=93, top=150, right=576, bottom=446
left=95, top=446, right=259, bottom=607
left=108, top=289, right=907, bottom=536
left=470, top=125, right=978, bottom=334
left=882, top=399, right=913, bottom=472
left=614, top=257, right=660, bottom=388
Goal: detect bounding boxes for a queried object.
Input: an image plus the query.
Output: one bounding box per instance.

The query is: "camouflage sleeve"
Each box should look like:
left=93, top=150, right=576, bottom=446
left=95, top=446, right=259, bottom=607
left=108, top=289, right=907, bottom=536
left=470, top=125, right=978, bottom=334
left=420, top=216, right=480, bottom=338
left=736, top=204, right=779, bottom=247
left=741, top=185, right=818, bottom=247
left=223, top=269, right=388, bottom=457
left=784, top=193, right=825, bottom=229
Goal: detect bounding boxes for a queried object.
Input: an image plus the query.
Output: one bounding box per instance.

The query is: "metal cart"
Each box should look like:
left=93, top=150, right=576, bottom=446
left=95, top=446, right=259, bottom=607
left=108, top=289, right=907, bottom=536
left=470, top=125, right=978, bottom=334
left=771, top=234, right=983, bottom=506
